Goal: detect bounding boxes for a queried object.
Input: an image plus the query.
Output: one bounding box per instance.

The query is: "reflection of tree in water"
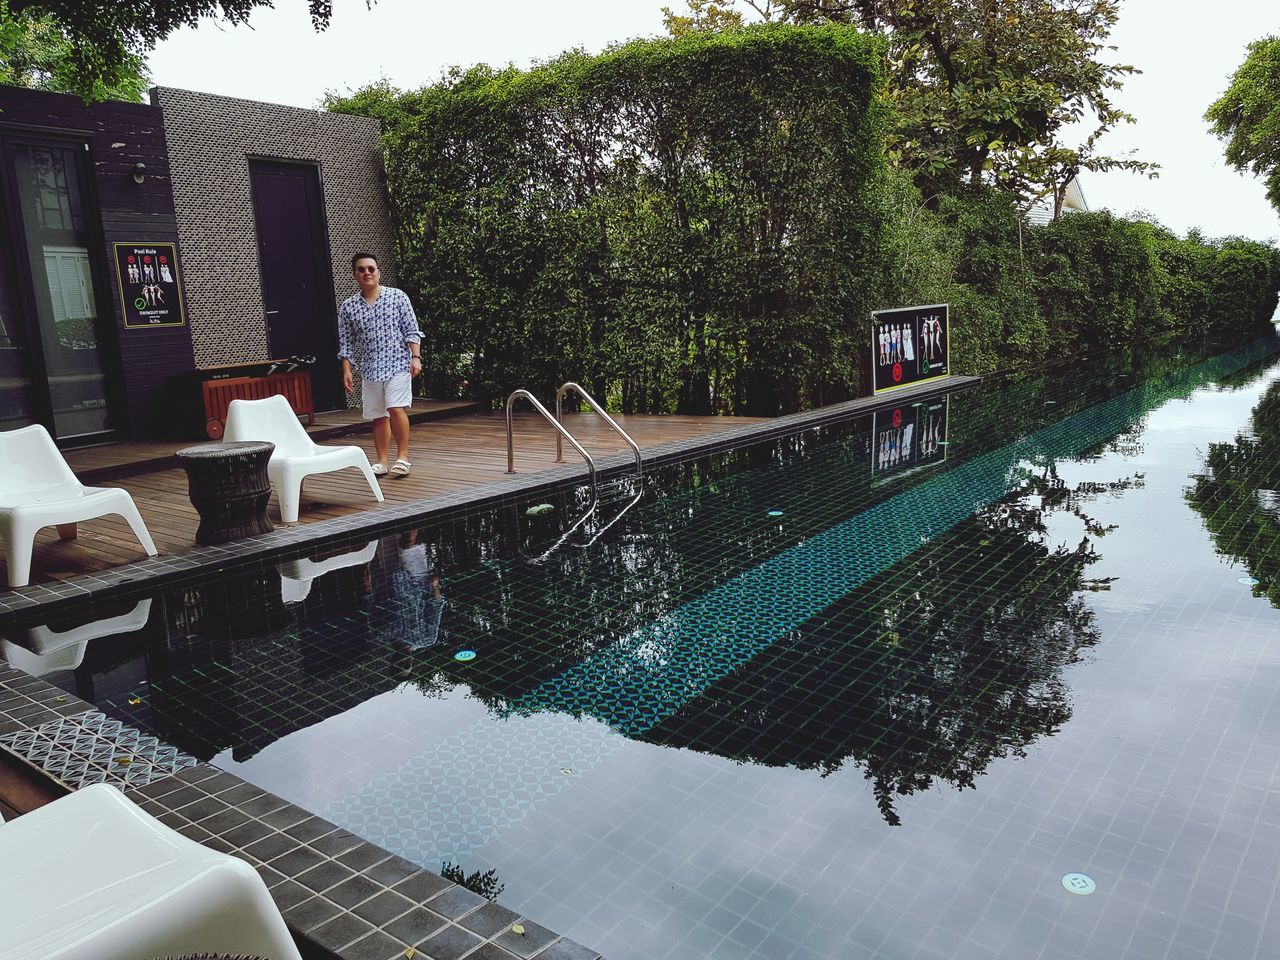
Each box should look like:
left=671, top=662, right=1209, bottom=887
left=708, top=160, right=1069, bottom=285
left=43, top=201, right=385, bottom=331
left=1186, top=379, right=1280, bottom=608
left=640, top=467, right=1140, bottom=825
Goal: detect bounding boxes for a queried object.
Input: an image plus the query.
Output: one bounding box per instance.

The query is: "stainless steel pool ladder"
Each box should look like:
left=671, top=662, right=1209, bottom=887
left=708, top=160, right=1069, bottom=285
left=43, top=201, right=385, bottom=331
left=555, top=382, right=643, bottom=481
left=506, top=389, right=599, bottom=499
left=506, top=383, right=644, bottom=488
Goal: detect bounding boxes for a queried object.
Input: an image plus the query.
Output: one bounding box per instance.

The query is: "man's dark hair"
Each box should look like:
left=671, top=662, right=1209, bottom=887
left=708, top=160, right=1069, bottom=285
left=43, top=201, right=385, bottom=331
left=351, top=252, right=379, bottom=270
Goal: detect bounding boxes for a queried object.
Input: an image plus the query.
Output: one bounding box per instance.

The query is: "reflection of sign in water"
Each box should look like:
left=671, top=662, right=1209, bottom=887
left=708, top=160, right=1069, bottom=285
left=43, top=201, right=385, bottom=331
left=871, top=303, right=949, bottom=394
left=872, top=396, right=948, bottom=480
left=114, top=242, right=185, bottom=328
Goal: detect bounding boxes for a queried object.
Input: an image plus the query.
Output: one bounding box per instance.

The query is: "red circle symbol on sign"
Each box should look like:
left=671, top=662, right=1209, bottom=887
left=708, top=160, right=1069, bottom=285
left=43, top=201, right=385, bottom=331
left=127, top=256, right=135, bottom=263
left=143, top=256, right=151, bottom=263
left=159, top=256, right=167, bottom=263
left=891, top=408, right=902, bottom=429
left=892, top=362, right=903, bottom=383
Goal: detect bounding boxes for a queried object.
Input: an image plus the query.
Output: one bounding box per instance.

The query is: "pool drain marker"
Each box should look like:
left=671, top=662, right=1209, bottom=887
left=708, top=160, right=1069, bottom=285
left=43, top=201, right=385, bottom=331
left=767, top=510, right=784, bottom=517
left=1238, top=576, right=1260, bottom=586
left=454, top=650, right=477, bottom=662
left=1062, top=873, right=1096, bottom=895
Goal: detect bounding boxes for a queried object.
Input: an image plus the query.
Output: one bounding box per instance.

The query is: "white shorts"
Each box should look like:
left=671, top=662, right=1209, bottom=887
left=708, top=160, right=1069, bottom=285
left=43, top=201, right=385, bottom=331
left=362, top=370, right=413, bottom=420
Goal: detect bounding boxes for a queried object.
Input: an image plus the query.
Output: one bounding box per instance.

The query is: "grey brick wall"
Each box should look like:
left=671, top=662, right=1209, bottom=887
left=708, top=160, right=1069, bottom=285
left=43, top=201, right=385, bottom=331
left=151, top=87, right=395, bottom=370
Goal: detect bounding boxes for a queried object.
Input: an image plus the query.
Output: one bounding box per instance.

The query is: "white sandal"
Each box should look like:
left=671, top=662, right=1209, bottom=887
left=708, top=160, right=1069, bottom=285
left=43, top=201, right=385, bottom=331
left=390, top=459, right=412, bottom=477
left=371, top=462, right=389, bottom=476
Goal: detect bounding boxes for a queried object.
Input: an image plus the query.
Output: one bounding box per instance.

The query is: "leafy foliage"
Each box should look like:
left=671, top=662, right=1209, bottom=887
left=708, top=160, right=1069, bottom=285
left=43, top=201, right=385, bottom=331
left=1, top=0, right=341, bottom=101
left=440, top=861, right=505, bottom=900
left=666, top=0, right=1157, bottom=206
left=1187, top=379, right=1280, bottom=609
left=331, top=27, right=1280, bottom=415
left=1206, top=36, right=1280, bottom=216
left=329, top=25, right=889, bottom=416
left=0, top=0, right=149, bottom=100
left=866, top=175, right=1280, bottom=373
left=661, top=0, right=746, bottom=36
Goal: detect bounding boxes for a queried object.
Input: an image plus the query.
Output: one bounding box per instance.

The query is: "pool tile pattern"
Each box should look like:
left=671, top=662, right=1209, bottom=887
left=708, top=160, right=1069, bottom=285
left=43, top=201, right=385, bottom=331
left=0, top=709, right=197, bottom=787
left=0, top=667, right=602, bottom=960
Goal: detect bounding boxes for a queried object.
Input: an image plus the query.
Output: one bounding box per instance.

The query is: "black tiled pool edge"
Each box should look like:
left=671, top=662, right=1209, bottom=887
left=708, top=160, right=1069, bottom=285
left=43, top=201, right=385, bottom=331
left=0, top=375, right=980, bottom=627
left=0, top=665, right=600, bottom=960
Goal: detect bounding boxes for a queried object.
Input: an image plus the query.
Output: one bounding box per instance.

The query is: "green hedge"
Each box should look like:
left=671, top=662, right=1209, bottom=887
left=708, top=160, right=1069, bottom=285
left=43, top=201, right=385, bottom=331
left=331, top=27, right=1280, bottom=415
left=866, top=178, right=1280, bottom=375
left=331, top=24, right=888, bottom=415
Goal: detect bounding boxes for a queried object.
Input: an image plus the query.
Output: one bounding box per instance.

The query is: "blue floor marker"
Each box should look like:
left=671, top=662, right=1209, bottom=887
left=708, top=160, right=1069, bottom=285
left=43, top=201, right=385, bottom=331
left=767, top=510, right=784, bottom=517
left=454, top=650, right=477, bottom=662
left=1238, top=576, right=1260, bottom=586
left=1062, top=873, right=1096, bottom=895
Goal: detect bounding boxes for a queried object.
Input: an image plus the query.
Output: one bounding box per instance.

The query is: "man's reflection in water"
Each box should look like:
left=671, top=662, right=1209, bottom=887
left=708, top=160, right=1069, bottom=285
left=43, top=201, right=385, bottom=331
left=389, top=529, right=445, bottom=659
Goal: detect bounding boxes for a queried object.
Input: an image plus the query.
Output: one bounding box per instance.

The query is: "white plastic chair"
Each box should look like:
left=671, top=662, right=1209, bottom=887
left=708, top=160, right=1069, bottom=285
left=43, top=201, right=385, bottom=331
left=0, top=425, right=157, bottom=588
left=222, top=395, right=383, bottom=523
left=0, top=782, right=303, bottom=960
left=277, top=539, right=378, bottom=604
left=1, top=598, right=152, bottom=677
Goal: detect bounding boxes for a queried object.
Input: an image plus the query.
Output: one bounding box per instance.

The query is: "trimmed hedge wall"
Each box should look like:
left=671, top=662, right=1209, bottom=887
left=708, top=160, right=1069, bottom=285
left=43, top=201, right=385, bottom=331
left=870, top=178, right=1280, bottom=377
left=331, top=26, right=1280, bottom=415
left=333, top=24, right=888, bottom=415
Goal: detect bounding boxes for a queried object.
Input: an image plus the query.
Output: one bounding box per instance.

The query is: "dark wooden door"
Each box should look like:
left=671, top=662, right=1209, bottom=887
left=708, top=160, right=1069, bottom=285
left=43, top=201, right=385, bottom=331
left=249, top=160, right=340, bottom=411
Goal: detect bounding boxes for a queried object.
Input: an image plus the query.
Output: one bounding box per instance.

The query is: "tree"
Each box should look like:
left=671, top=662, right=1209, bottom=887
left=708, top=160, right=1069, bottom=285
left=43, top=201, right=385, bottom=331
left=665, top=0, right=1157, bottom=207
left=1206, top=36, right=1280, bottom=217
left=0, top=0, right=149, bottom=101
left=661, top=0, right=744, bottom=36
left=1, top=1, right=343, bottom=102
left=1186, top=378, right=1280, bottom=609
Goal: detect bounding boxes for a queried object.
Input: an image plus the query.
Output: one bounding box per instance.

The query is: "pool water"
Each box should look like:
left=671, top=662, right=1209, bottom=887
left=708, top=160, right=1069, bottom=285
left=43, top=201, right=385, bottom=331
left=11, top=335, right=1280, bottom=960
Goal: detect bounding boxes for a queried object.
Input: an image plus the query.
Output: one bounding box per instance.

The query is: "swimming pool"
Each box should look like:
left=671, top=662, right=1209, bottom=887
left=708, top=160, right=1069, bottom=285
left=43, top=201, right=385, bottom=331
left=9, top=334, right=1280, bottom=960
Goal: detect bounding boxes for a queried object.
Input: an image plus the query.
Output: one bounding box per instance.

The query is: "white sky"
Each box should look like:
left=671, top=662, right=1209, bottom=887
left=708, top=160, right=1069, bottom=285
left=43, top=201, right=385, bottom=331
left=147, top=0, right=1280, bottom=243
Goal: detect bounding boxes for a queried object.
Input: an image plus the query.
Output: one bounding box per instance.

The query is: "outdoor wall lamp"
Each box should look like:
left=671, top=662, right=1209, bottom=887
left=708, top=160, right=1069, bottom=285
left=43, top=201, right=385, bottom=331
left=131, top=162, right=146, bottom=184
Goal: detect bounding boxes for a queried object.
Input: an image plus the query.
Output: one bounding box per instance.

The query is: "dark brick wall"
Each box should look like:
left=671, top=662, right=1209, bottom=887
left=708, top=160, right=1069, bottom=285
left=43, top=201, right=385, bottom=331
left=0, top=85, right=195, bottom=438
left=151, top=87, right=396, bottom=379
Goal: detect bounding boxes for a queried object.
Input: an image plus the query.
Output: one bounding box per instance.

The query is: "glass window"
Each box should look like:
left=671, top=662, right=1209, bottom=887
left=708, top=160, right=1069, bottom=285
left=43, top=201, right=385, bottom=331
left=0, top=181, right=37, bottom=430
left=9, top=141, right=113, bottom=439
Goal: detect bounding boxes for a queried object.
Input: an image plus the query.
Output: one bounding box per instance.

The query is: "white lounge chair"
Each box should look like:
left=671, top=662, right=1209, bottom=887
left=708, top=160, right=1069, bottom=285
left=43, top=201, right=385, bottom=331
left=0, top=782, right=302, bottom=960
left=1, top=598, right=152, bottom=677
left=0, top=425, right=157, bottom=588
left=222, top=395, right=384, bottom=523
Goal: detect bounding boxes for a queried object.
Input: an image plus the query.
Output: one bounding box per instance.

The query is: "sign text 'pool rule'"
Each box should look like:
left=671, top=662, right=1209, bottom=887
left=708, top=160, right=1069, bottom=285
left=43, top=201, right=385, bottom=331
left=871, top=303, right=948, bottom=394
left=114, top=242, right=185, bottom=329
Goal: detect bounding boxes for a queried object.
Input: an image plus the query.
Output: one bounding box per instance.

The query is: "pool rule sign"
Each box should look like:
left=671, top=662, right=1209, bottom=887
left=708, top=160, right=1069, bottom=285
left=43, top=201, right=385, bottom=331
left=114, top=243, right=185, bottom=328
left=871, top=303, right=948, bottom=394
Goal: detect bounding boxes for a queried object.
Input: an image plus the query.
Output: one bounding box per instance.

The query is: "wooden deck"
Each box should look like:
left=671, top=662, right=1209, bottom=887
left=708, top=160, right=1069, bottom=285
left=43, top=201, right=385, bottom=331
left=62, top=399, right=482, bottom=480
left=13, top=410, right=767, bottom=586
left=0, top=749, right=62, bottom=820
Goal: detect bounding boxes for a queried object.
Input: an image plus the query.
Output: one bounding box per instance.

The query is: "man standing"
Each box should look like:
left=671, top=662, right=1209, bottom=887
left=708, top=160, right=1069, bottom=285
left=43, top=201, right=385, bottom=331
left=338, top=252, right=422, bottom=477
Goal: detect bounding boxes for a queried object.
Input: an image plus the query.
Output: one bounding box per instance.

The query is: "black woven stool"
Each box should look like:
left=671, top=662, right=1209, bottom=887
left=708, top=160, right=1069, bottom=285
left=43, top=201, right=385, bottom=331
left=176, top=441, right=275, bottom=545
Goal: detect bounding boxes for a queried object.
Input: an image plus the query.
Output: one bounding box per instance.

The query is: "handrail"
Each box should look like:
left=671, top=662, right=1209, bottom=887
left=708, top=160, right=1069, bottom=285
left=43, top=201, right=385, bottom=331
left=555, top=381, right=643, bottom=479
left=577, top=485, right=644, bottom=549
left=506, top=389, right=598, bottom=495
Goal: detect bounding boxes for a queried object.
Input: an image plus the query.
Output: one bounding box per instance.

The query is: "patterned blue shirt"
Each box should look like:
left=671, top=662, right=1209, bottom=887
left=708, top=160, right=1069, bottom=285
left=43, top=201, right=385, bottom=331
left=337, top=286, right=422, bottom=382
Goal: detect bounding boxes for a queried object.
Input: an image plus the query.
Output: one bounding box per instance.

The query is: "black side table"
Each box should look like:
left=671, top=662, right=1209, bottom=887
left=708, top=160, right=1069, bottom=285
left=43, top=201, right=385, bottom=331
left=176, top=441, right=276, bottom=545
